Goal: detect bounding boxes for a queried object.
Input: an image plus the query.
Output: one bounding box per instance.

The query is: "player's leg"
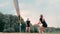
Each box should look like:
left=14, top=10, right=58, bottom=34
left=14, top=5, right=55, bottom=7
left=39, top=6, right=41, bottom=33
left=39, top=26, right=45, bottom=34
left=28, top=27, right=30, bottom=33
left=27, top=27, right=30, bottom=33
left=38, top=27, right=40, bottom=33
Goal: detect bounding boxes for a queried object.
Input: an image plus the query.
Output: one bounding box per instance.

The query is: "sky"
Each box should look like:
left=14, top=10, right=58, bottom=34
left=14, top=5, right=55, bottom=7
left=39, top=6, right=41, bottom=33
left=0, top=0, right=60, bottom=28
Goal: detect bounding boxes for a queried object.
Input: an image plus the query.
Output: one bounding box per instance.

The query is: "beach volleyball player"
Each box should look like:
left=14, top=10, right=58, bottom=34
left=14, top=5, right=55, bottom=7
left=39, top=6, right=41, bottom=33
left=26, top=18, right=30, bottom=33
left=34, top=14, right=47, bottom=34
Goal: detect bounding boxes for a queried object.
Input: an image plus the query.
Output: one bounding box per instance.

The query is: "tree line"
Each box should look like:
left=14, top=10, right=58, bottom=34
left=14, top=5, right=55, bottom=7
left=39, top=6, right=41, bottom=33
left=0, top=12, right=60, bottom=33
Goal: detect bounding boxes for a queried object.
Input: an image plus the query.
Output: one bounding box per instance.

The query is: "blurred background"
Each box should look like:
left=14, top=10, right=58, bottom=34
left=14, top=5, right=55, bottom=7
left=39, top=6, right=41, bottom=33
left=0, top=0, right=60, bottom=33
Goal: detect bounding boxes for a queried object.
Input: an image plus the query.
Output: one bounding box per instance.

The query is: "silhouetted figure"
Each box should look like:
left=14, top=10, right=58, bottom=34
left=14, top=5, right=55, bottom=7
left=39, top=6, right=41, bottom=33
left=26, top=18, right=30, bottom=33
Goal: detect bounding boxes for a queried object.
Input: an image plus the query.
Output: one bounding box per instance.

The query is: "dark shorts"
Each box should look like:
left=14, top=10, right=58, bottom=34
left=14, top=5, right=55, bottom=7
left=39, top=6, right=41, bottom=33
left=26, top=24, right=30, bottom=27
left=42, top=24, right=47, bottom=28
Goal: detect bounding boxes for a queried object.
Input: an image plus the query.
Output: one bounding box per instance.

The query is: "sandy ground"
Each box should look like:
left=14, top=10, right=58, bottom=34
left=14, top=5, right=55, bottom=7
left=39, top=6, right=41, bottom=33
left=0, top=33, right=39, bottom=34
left=0, top=32, right=42, bottom=34
left=0, top=32, right=60, bottom=34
